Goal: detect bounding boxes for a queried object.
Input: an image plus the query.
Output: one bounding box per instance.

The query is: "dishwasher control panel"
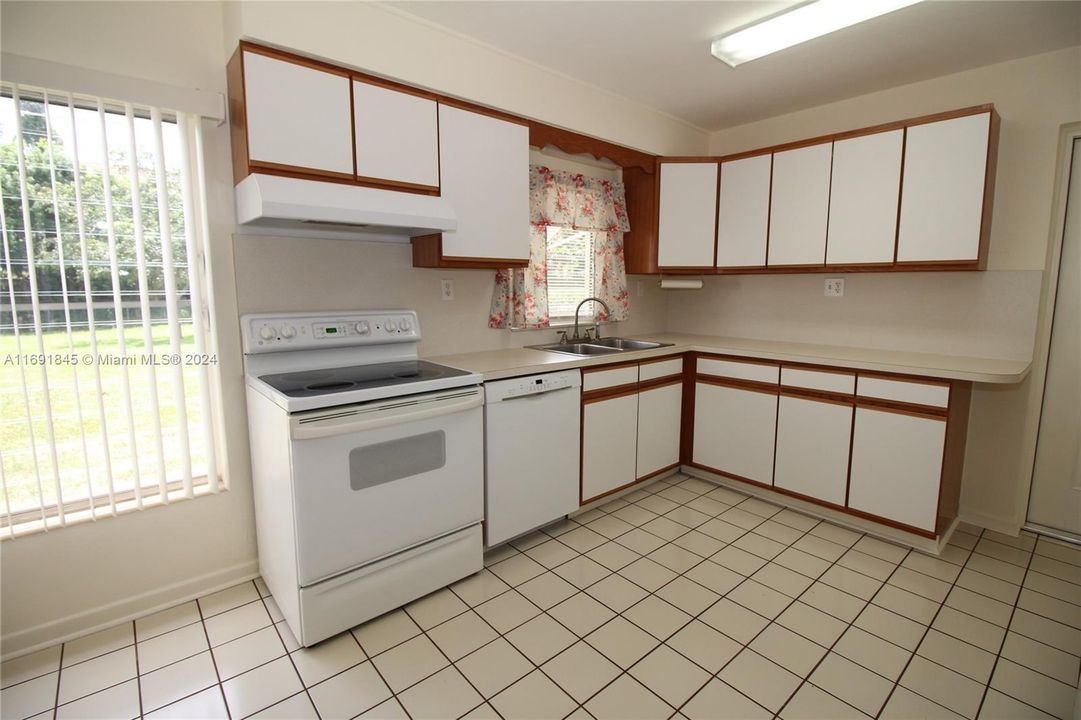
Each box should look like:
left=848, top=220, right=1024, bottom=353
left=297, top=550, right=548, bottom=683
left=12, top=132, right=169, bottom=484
left=485, top=369, right=582, bottom=403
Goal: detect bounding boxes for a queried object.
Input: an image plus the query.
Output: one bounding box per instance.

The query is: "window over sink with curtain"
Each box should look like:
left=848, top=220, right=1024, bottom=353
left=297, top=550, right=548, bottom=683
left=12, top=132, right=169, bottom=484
left=0, top=82, right=221, bottom=538
left=489, top=164, right=631, bottom=329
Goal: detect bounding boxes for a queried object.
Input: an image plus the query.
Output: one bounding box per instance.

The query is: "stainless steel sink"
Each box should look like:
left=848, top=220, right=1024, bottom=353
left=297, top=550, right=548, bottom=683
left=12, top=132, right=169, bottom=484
left=588, top=338, right=672, bottom=351
left=527, top=337, right=673, bottom=357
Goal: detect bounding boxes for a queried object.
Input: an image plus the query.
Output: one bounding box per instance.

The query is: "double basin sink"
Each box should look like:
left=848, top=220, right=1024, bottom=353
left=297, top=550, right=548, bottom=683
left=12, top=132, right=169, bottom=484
left=527, top=337, right=673, bottom=357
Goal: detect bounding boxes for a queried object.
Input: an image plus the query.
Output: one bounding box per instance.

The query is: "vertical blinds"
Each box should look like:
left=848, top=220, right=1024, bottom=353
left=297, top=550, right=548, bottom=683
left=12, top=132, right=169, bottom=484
left=0, top=82, right=221, bottom=538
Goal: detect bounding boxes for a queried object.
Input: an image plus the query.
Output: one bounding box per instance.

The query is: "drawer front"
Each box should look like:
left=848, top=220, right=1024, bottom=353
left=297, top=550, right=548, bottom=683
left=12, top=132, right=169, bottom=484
left=697, top=357, right=779, bottom=384
left=582, top=365, right=639, bottom=392
left=782, top=367, right=855, bottom=394
left=857, top=376, right=949, bottom=408
left=639, top=357, right=683, bottom=382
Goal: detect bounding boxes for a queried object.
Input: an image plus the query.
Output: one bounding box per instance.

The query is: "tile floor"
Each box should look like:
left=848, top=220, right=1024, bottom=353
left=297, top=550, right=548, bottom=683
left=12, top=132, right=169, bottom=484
left=2, top=473, right=1080, bottom=720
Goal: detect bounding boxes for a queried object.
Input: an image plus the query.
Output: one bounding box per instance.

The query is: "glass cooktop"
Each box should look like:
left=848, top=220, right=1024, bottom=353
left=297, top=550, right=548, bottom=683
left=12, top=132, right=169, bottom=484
left=259, top=360, right=472, bottom=398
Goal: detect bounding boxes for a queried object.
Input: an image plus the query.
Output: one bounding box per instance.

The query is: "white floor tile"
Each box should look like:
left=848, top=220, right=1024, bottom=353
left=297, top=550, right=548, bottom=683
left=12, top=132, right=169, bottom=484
left=666, top=620, right=741, bottom=673
left=203, top=601, right=272, bottom=648
left=932, top=606, right=1007, bottom=653
left=198, top=583, right=260, bottom=619
left=56, top=678, right=139, bottom=720
left=504, top=613, right=576, bottom=664
left=397, top=666, right=482, bottom=720
left=491, top=669, right=578, bottom=720
left=752, top=562, right=814, bottom=598
left=719, top=649, right=802, bottom=713
left=990, top=658, right=1077, bottom=719
left=671, top=529, right=727, bottom=559
left=474, top=589, right=541, bottom=634
left=881, top=686, right=966, bottom=720
left=683, top=678, right=772, bottom=720
left=1, top=672, right=59, bottom=719
left=548, top=591, right=615, bottom=637
left=918, top=629, right=996, bottom=684
left=426, top=610, right=498, bottom=661
left=874, top=584, right=940, bottom=625
left=629, top=644, right=711, bottom=707
left=655, top=576, right=720, bottom=615
left=620, top=557, right=678, bottom=592
left=135, top=602, right=201, bottom=643
left=541, top=641, right=621, bottom=703
left=800, top=582, right=866, bottom=623
left=369, top=634, right=448, bottom=694
left=837, top=548, right=896, bottom=581
left=248, top=691, right=319, bottom=719
left=139, top=651, right=218, bottom=714
left=854, top=604, right=927, bottom=651
left=750, top=623, right=828, bottom=676
left=776, top=602, right=848, bottom=648
left=290, top=632, right=365, bottom=686
left=403, top=587, right=468, bottom=630
left=516, top=571, right=578, bottom=610
left=58, top=646, right=137, bottom=705
left=699, top=598, right=769, bottom=644
left=1, top=647, right=60, bottom=690
left=454, top=638, right=532, bottom=699
left=212, top=626, right=286, bottom=681
left=221, top=656, right=303, bottom=719
left=647, top=543, right=705, bottom=574
left=979, top=689, right=1059, bottom=720
left=144, top=686, right=229, bottom=719
left=624, top=595, right=692, bottom=641
left=684, top=559, right=743, bottom=595
left=945, top=586, right=1014, bottom=628
left=1000, top=631, right=1081, bottom=686
left=62, top=624, right=134, bottom=667
left=834, top=626, right=910, bottom=681
left=586, top=573, right=649, bottom=613
left=307, top=661, right=391, bottom=719
left=728, top=578, right=793, bottom=619
left=586, top=541, right=640, bottom=571
left=552, top=554, right=611, bottom=589
left=585, top=673, right=673, bottom=720
left=900, top=655, right=985, bottom=719
left=810, top=652, right=893, bottom=717
left=781, top=682, right=870, bottom=720
left=1010, top=609, right=1081, bottom=656
left=351, top=608, right=421, bottom=657
left=523, top=539, right=578, bottom=570
left=586, top=616, right=659, bottom=669
left=137, top=621, right=209, bottom=673
left=357, top=697, right=408, bottom=719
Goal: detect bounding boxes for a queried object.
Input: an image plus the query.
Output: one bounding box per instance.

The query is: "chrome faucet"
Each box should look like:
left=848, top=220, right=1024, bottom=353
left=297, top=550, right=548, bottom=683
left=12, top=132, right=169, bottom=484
left=570, top=297, right=611, bottom=342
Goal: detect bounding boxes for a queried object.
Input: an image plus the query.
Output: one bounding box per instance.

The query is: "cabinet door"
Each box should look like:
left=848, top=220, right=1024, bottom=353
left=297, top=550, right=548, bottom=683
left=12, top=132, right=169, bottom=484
left=848, top=407, right=945, bottom=532
left=693, top=382, right=776, bottom=484
left=636, top=382, right=682, bottom=480
left=243, top=50, right=354, bottom=177
left=582, top=393, right=639, bottom=502
left=774, top=395, right=852, bottom=505
left=438, top=104, right=529, bottom=261
left=658, top=162, right=718, bottom=268
left=353, top=81, right=439, bottom=189
left=717, top=155, right=770, bottom=268
left=897, top=112, right=992, bottom=263
left=826, top=130, right=903, bottom=265
left=768, top=143, right=832, bottom=267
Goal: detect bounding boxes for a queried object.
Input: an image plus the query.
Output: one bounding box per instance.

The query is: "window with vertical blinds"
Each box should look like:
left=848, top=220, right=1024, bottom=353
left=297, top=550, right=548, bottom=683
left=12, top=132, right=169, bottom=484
left=545, top=226, right=596, bottom=321
left=0, top=82, right=221, bottom=538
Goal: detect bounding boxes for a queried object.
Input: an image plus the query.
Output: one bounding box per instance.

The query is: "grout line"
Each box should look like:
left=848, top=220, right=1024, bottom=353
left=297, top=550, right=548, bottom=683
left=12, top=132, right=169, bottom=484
left=130, top=620, right=144, bottom=719
left=50, top=641, right=63, bottom=720
left=194, top=591, right=233, bottom=720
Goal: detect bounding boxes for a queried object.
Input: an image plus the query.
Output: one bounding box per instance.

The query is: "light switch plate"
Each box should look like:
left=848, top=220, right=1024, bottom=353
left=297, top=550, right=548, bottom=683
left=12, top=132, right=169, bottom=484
left=824, top=278, right=844, bottom=297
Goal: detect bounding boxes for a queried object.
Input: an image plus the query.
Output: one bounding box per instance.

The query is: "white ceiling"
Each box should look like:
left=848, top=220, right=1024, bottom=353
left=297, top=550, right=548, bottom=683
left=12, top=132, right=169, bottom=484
left=391, top=1, right=1081, bottom=132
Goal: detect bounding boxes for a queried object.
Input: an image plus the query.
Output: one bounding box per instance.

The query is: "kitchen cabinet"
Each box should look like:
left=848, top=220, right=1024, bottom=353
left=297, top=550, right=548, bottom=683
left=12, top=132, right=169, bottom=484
left=691, top=356, right=779, bottom=486
left=768, top=142, right=832, bottom=267
left=897, top=111, right=994, bottom=265
left=826, top=129, right=903, bottom=266
left=773, top=368, right=856, bottom=506
left=412, top=104, right=530, bottom=268
left=353, top=80, right=440, bottom=191
left=716, top=155, right=771, bottom=268
left=657, top=162, right=718, bottom=269
left=581, top=357, right=684, bottom=504
left=239, top=48, right=355, bottom=179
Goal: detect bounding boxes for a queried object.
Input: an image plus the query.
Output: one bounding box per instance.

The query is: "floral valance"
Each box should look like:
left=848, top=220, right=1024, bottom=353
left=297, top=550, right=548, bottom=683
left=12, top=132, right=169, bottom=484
left=530, top=166, right=630, bottom=233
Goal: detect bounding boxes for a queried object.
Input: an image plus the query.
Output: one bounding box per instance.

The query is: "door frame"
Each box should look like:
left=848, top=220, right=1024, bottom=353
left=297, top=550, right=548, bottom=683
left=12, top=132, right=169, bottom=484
left=1023, top=122, right=1081, bottom=541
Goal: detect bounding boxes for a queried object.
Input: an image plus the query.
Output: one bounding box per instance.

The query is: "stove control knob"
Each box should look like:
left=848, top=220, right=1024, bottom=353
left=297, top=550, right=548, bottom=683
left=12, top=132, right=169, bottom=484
left=259, top=325, right=277, bottom=340
left=354, top=321, right=371, bottom=336
left=280, top=324, right=296, bottom=339
left=385, top=321, right=398, bottom=333
left=399, top=318, right=413, bottom=332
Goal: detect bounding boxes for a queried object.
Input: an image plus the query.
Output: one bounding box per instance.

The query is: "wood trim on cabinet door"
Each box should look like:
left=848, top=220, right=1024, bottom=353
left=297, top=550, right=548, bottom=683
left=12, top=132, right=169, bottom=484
left=854, top=397, right=948, bottom=421
left=680, top=353, right=697, bottom=465
left=695, top=375, right=779, bottom=396
left=696, top=352, right=780, bottom=367
left=226, top=46, right=250, bottom=185
left=778, top=387, right=854, bottom=406
left=582, top=384, right=640, bottom=404
left=975, top=110, right=1000, bottom=271
left=892, top=126, right=908, bottom=264
left=637, top=375, right=683, bottom=393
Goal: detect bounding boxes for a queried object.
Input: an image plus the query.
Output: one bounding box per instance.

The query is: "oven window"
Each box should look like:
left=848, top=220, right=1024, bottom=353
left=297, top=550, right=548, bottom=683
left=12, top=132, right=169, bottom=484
left=348, top=431, right=446, bottom=490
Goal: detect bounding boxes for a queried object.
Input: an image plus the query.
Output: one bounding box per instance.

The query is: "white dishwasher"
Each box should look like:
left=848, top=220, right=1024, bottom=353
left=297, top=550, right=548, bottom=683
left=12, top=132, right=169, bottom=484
left=484, top=369, right=582, bottom=546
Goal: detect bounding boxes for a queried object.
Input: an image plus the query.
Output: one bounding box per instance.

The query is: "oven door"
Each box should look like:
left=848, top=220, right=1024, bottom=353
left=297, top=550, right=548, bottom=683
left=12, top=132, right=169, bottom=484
left=288, top=385, right=483, bottom=586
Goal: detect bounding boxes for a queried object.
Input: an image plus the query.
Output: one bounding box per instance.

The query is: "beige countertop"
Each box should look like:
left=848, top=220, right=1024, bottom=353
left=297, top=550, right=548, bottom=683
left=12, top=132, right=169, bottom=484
left=429, top=333, right=1031, bottom=384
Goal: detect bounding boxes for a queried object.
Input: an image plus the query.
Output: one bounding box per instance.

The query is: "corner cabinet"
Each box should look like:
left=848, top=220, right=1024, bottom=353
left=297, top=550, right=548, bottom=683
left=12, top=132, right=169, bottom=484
left=581, top=357, right=684, bottom=504
left=411, top=105, right=530, bottom=268
left=651, top=105, right=999, bottom=275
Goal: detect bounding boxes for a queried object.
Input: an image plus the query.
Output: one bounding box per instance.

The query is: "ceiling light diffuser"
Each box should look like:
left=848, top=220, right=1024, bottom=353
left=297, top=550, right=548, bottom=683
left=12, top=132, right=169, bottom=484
left=711, top=0, right=923, bottom=68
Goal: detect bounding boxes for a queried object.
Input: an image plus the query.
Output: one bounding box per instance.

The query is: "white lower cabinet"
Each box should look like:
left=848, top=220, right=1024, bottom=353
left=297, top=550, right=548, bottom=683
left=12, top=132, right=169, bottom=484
left=636, top=382, right=682, bottom=480
left=773, top=395, right=852, bottom=505
left=847, top=406, right=946, bottom=532
left=582, top=392, right=639, bottom=502
left=693, top=382, right=776, bottom=485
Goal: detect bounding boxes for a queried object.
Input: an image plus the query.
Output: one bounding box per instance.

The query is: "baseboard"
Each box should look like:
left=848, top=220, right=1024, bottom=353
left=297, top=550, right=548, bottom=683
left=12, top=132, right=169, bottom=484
left=956, top=510, right=1022, bottom=537
left=1, top=558, right=259, bottom=661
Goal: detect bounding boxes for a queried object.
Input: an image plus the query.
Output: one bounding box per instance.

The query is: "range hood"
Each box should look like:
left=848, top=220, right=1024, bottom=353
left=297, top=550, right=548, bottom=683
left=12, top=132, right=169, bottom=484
left=235, top=173, right=457, bottom=239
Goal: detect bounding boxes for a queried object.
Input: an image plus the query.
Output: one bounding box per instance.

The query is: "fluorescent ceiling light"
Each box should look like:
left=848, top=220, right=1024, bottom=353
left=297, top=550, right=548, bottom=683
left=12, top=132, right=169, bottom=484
left=711, top=0, right=923, bottom=67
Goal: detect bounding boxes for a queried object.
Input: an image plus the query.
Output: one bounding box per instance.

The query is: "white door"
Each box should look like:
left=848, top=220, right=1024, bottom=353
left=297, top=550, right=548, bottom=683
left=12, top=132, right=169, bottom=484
left=897, top=112, right=992, bottom=262
left=582, top=393, right=639, bottom=502
left=353, top=81, right=439, bottom=189
left=637, top=382, right=682, bottom=480
left=438, top=104, right=529, bottom=261
left=717, top=155, right=770, bottom=268
left=848, top=407, right=945, bottom=532
left=1028, top=136, right=1081, bottom=537
left=827, top=130, right=903, bottom=265
left=243, top=50, right=354, bottom=177
left=693, top=383, right=776, bottom=485
left=774, top=395, right=852, bottom=505
left=768, top=143, right=832, bottom=266
left=658, top=162, right=718, bottom=268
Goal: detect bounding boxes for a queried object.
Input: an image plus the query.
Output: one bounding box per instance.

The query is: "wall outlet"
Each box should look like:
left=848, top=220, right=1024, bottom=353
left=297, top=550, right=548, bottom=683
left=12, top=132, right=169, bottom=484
left=824, top=278, right=845, bottom=297
left=441, top=279, right=454, bottom=301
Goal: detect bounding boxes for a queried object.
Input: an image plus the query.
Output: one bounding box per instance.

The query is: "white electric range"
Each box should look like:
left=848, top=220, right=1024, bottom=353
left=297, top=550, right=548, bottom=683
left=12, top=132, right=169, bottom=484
left=242, top=310, right=484, bottom=646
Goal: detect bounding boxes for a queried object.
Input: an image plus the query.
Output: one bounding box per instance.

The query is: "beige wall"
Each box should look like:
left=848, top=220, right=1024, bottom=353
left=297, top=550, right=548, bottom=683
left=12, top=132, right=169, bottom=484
left=681, top=47, right=1081, bottom=533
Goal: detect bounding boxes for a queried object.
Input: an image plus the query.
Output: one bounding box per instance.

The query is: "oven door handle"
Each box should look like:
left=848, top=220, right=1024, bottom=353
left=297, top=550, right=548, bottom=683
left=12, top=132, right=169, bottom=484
left=291, top=388, right=482, bottom=440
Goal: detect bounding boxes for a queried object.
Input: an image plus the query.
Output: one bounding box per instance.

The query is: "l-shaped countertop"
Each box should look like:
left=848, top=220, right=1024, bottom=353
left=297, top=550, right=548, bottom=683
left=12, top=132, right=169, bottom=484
left=429, top=333, right=1031, bottom=384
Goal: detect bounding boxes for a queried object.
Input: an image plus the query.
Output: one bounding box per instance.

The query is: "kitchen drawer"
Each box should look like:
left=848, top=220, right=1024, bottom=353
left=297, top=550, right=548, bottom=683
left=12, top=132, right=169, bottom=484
left=582, top=364, right=639, bottom=392
left=857, top=376, right=949, bottom=408
left=697, top=357, right=778, bottom=384
left=781, top=367, right=855, bottom=394
left=639, top=357, right=683, bottom=382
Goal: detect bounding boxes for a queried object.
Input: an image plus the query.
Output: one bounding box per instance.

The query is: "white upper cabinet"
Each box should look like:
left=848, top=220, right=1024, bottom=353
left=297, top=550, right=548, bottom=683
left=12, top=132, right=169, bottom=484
left=658, top=162, right=718, bottom=268
left=438, top=104, right=529, bottom=261
left=243, top=50, right=354, bottom=177
left=827, top=129, right=903, bottom=265
left=897, top=112, right=992, bottom=263
left=716, top=155, right=771, bottom=268
left=353, top=81, right=439, bottom=189
left=768, top=143, right=832, bottom=266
